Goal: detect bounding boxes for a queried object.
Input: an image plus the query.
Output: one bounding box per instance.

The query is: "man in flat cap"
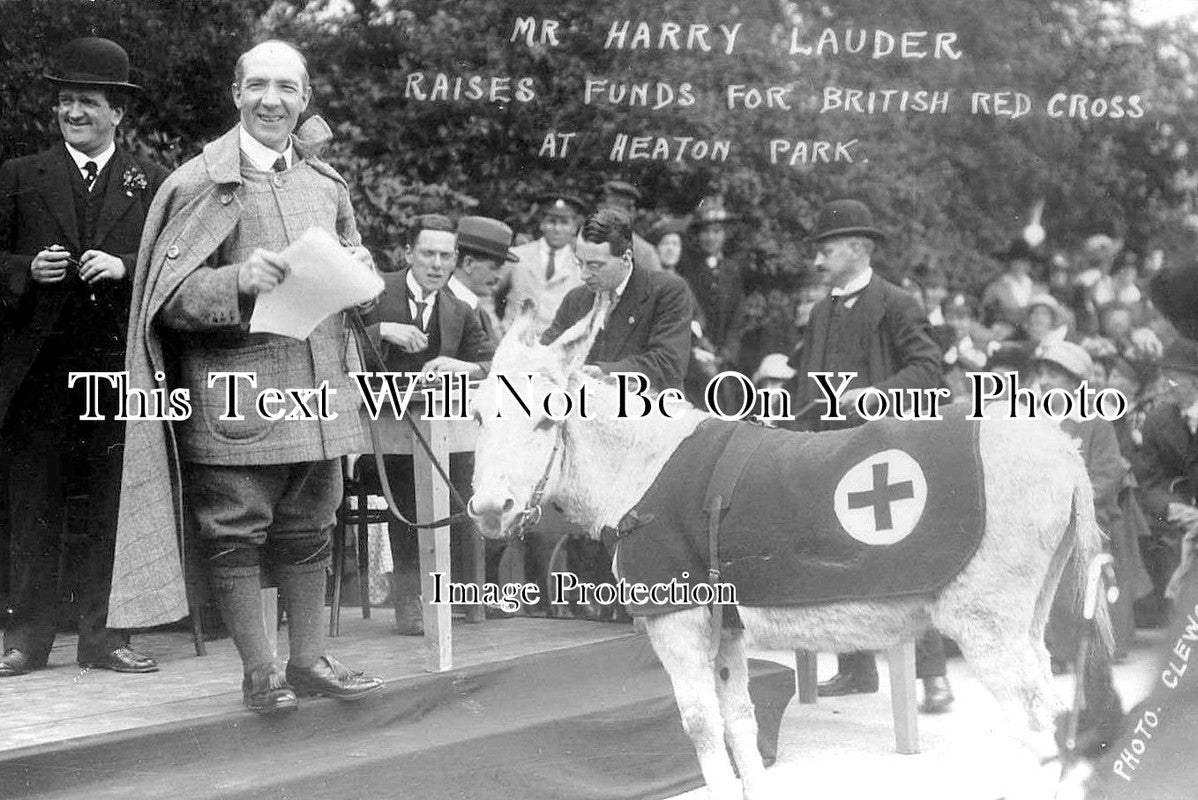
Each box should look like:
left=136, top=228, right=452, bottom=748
left=0, top=37, right=166, bottom=677
left=790, top=199, right=952, bottom=713
left=504, top=192, right=585, bottom=330
left=447, top=215, right=519, bottom=343
left=598, top=179, right=660, bottom=272
left=112, top=40, right=382, bottom=711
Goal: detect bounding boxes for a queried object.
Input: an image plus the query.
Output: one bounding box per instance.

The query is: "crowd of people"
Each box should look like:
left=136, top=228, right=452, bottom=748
left=3, top=37, right=1197, bottom=775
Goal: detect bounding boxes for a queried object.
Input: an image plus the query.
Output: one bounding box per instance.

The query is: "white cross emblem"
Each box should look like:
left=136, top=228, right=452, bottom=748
left=833, top=449, right=928, bottom=546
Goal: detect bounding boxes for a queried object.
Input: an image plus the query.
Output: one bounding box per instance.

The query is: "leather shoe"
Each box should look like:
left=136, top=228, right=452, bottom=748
left=242, top=664, right=298, bottom=714
left=818, top=671, right=879, bottom=696
left=286, top=655, right=383, bottom=701
left=920, top=676, right=954, bottom=714
left=0, top=649, right=34, bottom=677
left=79, top=646, right=159, bottom=674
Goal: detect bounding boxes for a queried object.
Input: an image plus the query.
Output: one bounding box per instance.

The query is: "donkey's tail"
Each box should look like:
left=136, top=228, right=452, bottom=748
left=1067, top=461, right=1116, bottom=656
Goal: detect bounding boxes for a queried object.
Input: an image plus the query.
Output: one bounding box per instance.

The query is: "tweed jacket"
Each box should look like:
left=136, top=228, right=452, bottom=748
left=0, top=144, right=167, bottom=425
left=107, top=119, right=361, bottom=628
left=792, top=273, right=942, bottom=426
left=367, top=269, right=495, bottom=371
left=504, top=237, right=582, bottom=331
left=541, top=265, right=692, bottom=392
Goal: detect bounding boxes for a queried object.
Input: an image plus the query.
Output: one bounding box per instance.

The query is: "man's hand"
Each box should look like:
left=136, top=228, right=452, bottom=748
left=237, top=248, right=290, bottom=296
left=839, top=387, right=872, bottom=417
left=379, top=322, right=428, bottom=353
left=30, top=246, right=70, bottom=284
left=79, top=250, right=126, bottom=283
left=1166, top=502, right=1198, bottom=531
left=422, top=356, right=481, bottom=378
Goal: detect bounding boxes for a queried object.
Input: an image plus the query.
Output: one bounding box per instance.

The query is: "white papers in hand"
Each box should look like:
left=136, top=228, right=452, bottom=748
left=249, top=227, right=383, bottom=340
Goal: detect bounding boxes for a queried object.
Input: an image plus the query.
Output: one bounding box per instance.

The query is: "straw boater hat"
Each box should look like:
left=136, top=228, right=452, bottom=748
left=808, top=199, right=884, bottom=243
left=45, top=37, right=141, bottom=91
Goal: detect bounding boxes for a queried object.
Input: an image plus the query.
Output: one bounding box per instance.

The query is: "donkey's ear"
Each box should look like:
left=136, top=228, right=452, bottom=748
left=552, top=294, right=611, bottom=374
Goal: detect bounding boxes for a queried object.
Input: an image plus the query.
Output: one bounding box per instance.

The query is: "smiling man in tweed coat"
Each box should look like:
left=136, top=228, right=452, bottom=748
left=110, top=40, right=382, bottom=713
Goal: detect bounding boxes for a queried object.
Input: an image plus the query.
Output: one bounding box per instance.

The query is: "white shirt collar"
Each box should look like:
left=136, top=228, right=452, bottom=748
left=406, top=270, right=438, bottom=304
left=447, top=274, right=479, bottom=308
left=612, top=265, right=633, bottom=299
left=830, top=267, right=873, bottom=297
left=238, top=125, right=295, bottom=172
left=65, top=141, right=115, bottom=177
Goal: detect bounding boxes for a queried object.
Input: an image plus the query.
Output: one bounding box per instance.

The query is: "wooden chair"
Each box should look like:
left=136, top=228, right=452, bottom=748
left=329, top=456, right=390, bottom=636
left=794, top=643, right=919, bottom=754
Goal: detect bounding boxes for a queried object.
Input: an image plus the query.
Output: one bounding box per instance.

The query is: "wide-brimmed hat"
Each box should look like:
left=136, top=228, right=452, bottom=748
left=45, top=37, right=141, bottom=91
left=537, top=192, right=586, bottom=218
left=648, top=216, right=689, bottom=243
left=997, top=238, right=1047, bottom=264
left=693, top=196, right=742, bottom=229
left=753, top=353, right=796, bottom=383
left=600, top=180, right=641, bottom=203
left=1025, top=293, right=1069, bottom=328
left=1032, top=340, right=1093, bottom=382
left=808, top=199, right=884, bottom=243
left=457, top=216, right=519, bottom=263
left=1158, top=337, right=1198, bottom=375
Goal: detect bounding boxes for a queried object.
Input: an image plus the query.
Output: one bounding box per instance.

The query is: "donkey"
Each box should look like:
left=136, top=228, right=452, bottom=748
left=467, top=309, right=1112, bottom=800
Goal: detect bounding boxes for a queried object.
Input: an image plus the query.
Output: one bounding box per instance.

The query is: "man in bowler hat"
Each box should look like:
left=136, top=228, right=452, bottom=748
left=0, top=37, right=165, bottom=676
left=789, top=199, right=953, bottom=712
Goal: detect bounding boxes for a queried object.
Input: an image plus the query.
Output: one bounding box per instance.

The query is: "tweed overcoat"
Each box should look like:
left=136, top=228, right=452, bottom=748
left=107, top=119, right=360, bottom=628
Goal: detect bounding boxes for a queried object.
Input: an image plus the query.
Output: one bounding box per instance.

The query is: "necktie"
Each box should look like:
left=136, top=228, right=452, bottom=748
left=83, top=161, right=98, bottom=192
left=412, top=299, right=429, bottom=331
left=272, top=156, right=287, bottom=172
left=546, top=248, right=556, bottom=281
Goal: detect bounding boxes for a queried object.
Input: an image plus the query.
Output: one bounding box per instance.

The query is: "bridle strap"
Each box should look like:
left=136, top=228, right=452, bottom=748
left=509, top=423, right=564, bottom=539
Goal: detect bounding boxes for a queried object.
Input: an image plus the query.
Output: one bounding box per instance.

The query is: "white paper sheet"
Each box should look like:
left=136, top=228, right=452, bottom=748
left=249, top=227, right=384, bottom=339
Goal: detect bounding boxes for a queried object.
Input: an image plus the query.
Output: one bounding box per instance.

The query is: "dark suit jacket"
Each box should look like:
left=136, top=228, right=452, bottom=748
left=792, top=273, right=942, bottom=427
left=1134, top=401, right=1198, bottom=526
left=677, top=252, right=744, bottom=356
left=541, top=265, right=693, bottom=392
left=0, top=144, right=168, bottom=426
left=368, top=269, right=495, bottom=371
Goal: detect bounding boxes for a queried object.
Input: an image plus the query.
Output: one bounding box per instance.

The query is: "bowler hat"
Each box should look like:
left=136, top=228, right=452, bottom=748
left=1158, top=337, right=1198, bottom=375
left=537, top=192, right=586, bottom=217
left=457, top=216, right=519, bottom=263
left=45, top=37, right=141, bottom=91
left=1033, top=341, right=1093, bottom=382
left=601, top=180, right=641, bottom=203
left=808, top=199, right=884, bottom=243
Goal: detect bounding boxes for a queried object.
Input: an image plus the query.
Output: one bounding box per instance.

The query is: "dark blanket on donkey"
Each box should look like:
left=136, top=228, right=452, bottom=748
left=611, top=406, right=985, bottom=615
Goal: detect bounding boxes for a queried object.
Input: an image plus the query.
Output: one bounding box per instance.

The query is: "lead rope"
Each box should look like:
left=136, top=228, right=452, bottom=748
left=346, top=309, right=470, bottom=529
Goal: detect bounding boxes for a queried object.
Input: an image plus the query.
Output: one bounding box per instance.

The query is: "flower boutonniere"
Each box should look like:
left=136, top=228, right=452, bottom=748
left=122, top=166, right=148, bottom=198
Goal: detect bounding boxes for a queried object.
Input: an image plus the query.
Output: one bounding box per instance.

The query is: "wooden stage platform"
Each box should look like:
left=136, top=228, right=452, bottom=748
left=0, top=613, right=793, bottom=799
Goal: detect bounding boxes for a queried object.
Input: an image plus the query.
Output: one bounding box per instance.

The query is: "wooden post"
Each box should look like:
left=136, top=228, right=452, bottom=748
left=413, top=414, right=453, bottom=672
left=887, top=640, right=919, bottom=754
left=794, top=650, right=819, bottom=704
